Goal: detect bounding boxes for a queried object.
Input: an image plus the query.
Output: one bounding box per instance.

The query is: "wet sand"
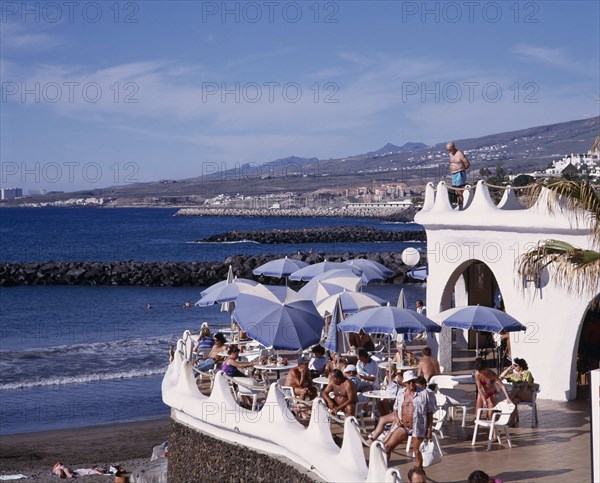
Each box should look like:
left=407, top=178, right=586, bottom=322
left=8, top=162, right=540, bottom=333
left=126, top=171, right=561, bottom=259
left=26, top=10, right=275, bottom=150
left=0, top=418, right=169, bottom=481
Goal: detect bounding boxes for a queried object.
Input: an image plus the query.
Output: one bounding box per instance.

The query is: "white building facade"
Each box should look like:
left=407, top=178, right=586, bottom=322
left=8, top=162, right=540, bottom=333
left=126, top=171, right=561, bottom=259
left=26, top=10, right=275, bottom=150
left=416, top=180, right=599, bottom=401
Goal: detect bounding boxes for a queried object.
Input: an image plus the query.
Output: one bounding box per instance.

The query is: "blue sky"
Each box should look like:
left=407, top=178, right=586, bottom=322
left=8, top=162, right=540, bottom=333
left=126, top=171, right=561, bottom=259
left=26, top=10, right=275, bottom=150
left=1, top=0, right=599, bottom=192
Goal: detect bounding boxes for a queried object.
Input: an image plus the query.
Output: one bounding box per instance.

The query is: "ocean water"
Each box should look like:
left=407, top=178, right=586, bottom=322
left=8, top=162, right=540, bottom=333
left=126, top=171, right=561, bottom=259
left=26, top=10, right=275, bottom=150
left=0, top=208, right=425, bottom=435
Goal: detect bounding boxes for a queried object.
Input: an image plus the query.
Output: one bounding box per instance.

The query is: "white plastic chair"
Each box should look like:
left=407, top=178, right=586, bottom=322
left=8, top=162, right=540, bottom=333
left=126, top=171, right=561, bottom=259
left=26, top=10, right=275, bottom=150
left=439, top=388, right=473, bottom=427
left=471, top=401, right=515, bottom=451
left=406, top=408, right=447, bottom=453
left=517, top=383, right=540, bottom=427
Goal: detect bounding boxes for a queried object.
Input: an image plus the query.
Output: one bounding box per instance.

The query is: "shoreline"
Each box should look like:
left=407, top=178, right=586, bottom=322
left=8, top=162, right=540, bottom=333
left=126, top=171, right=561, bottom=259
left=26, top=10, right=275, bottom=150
left=0, top=418, right=169, bottom=480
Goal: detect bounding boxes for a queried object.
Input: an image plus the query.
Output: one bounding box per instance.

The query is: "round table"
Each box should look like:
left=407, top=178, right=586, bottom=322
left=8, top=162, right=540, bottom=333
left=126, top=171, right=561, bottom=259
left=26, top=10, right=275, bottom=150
left=360, top=389, right=396, bottom=400
left=254, top=363, right=297, bottom=380
left=378, top=361, right=418, bottom=371
left=450, top=375, right=476, bottom=385
left=313, top=376, right=330, bottom=388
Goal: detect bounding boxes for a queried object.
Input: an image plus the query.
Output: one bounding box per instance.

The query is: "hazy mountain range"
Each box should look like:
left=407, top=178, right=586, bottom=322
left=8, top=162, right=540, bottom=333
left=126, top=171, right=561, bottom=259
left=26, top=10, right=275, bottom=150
left=10, top=116, right=599, bottom=203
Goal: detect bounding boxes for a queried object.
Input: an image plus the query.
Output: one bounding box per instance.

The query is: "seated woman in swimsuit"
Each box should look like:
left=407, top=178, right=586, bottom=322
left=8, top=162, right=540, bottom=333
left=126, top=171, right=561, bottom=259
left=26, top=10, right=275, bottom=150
left=221, top=346, right=259, bottom=378
left=474, top=358, right=511, bottom=418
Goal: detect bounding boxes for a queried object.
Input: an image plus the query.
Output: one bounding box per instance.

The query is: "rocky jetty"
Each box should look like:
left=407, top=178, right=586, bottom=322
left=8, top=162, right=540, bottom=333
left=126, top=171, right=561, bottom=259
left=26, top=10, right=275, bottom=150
left=176, top=206, right=418, bottom=222
left=199, top=225, right=425, bottom=244
left=0, top=251, right=424, bottom=287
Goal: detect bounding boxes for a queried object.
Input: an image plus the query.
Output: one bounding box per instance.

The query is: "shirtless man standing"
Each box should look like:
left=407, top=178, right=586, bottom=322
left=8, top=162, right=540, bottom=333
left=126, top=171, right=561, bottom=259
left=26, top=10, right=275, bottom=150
left=285, top=356, right=317, bottom=400
left=447, top=141, right=470, bottom=206
left=417, top=347, right=441, bottom=382
left=322, top=369, right=358, bottom=417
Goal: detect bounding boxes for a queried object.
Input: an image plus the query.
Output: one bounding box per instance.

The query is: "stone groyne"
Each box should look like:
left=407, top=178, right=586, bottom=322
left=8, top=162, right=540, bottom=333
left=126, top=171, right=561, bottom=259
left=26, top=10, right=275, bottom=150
left=0, top=252, right=421, bottom=287
left=199, top=225, right=425, bottom=244
left=176, top=206, right=417, bottom=222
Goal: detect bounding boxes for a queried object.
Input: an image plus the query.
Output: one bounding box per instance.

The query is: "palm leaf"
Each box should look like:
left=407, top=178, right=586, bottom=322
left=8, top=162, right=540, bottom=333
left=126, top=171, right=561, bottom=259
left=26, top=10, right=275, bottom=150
left=526, top=180, right=600, bottom=247
left=518, top=239, right=600, bottom=298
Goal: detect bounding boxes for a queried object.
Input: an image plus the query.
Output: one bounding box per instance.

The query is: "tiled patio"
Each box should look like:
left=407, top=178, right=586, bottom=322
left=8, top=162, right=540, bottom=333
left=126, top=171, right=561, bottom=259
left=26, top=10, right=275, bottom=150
left=362, top=396, right=591, bottom=482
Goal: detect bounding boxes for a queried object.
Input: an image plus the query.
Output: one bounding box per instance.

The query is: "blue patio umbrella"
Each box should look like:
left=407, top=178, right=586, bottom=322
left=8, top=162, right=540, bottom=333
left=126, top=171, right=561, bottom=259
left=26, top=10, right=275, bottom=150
left=253, top=256, right=309, bottom=278
left=289, top=260, right=362, bottom=282
left=316, top=290, right=387, bottom=317
left=339, top=304, right=442, bottom=337
left=430, top=305, right=526, bottom=354
left=233, top=288, right=324, bottom=350
left=431, top=306, right=526, bottom=333
left=324, top=298, right=350, bottom=354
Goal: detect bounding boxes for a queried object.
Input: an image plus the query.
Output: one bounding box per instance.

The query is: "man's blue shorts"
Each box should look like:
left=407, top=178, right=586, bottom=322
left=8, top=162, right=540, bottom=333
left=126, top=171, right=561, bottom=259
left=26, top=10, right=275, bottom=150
left=451, top=170, right=467, bottom=187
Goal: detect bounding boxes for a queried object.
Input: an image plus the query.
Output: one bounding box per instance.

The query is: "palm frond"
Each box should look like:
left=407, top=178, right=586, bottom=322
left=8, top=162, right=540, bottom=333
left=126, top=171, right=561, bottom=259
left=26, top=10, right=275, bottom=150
left=525, top=180, right=600, bottom=247
left=518, top=239, right=600, bottom=298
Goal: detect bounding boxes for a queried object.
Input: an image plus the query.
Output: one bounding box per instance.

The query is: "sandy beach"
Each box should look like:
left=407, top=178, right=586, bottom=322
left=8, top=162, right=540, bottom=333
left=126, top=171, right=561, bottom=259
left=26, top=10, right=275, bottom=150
left=0, top=418, right=169, bottom=481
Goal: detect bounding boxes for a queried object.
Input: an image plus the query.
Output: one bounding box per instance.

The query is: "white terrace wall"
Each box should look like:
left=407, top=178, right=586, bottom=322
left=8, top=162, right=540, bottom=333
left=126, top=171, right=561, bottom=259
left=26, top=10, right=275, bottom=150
left=415, top=181, right=600, bottom=401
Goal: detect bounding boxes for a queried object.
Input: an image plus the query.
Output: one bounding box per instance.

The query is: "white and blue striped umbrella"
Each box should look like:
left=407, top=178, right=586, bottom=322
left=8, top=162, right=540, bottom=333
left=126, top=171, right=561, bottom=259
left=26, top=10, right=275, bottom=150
left=195, top=278, right=259, bottom=307
left=343, top=259, right=394, bottom=283
left=253, top=256, right=309, bottom=279
left=316, top=290, right=387, bottom=317
left=289, top=260, right=362, bottom=282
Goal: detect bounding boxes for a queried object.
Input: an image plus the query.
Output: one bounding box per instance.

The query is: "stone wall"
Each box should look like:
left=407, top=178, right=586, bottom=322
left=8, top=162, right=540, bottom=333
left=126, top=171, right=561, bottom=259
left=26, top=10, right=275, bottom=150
left=0, top=251, right=423, bottom=287
left=167, top=419, right=320, bottom=483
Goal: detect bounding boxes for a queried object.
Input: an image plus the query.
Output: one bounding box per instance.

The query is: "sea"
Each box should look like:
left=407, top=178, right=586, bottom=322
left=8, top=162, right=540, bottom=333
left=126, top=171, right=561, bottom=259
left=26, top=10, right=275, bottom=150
left=0, top=207, right=425, bottom=435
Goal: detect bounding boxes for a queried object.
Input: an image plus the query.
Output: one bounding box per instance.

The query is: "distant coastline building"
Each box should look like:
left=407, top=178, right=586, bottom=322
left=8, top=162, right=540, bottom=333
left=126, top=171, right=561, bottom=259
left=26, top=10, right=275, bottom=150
left=1, top=188, right=22, bottom=200
left=346, top=200, right=413, bottom=209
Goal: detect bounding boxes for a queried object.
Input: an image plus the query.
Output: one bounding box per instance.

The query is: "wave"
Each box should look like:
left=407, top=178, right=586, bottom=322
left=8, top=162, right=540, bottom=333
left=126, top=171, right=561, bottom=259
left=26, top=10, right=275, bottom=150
left=191, top=240, right=261, bottom=244
left=0, top=367, right=167, bottom=390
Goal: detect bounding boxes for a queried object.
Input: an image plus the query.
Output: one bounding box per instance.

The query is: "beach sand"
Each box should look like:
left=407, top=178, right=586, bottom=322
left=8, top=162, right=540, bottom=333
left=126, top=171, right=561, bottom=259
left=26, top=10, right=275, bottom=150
left=0, top=418, right=169, bottom=481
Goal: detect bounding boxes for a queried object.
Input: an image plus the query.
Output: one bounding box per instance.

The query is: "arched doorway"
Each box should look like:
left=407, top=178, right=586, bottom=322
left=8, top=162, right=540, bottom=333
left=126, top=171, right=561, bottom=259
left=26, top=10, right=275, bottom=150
left=576, top=295, right=600, bottom=399
left=438, top=259, right=504, bottom=372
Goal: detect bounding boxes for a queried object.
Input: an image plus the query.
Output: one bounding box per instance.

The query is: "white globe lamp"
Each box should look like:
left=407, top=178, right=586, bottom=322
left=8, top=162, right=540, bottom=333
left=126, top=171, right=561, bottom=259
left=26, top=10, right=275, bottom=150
left=401, top=247, right=420, bottom=268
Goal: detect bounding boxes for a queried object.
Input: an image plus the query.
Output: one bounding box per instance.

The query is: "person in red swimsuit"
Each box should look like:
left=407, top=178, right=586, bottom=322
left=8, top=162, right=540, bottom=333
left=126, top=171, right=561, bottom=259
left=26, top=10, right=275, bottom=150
left=474, top=358, right=511, bottom=418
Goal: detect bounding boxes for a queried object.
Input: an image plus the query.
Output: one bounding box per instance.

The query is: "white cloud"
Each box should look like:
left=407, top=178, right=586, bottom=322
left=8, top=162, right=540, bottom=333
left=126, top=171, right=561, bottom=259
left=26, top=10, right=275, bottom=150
left=513, top=43, right=580, bottom=70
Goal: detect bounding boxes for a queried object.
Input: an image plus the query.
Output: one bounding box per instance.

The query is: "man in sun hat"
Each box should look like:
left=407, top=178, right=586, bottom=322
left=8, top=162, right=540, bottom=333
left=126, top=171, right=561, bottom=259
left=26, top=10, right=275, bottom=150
left=383, top=370, right=437, bottom=469
left=343, top=364, right=362, bottom=390
left=285, top=356, right=317, bottom=400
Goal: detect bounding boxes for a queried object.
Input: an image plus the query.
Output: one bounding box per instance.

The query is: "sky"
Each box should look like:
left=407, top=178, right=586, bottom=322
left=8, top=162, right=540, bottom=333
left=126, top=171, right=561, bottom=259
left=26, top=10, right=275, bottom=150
left=1, top=0, right=599, bottom=192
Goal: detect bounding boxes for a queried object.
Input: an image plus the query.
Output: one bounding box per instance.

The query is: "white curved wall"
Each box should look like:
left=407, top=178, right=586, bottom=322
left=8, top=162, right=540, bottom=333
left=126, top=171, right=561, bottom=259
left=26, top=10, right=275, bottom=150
left=416, top=182, right=599, bottom=401
left=162, top=348, right=398, bottom=482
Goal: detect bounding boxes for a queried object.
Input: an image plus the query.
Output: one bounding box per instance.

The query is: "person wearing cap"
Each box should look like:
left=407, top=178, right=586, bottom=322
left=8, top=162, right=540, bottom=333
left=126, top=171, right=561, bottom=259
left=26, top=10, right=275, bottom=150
left=322, top=369, right=358, bottom=417
left=343, top=364, right=362, bottom=389
left=382, top=370, right=437, bottom=468
left=285, top=356, right=317, bottom=400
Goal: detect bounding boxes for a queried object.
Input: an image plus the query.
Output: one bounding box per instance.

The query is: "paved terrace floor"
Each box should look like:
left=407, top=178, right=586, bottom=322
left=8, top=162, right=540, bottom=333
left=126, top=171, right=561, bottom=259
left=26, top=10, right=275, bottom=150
left=197, top=345, right=593, bottom=482
left=339, top=397, right=592, bottom=483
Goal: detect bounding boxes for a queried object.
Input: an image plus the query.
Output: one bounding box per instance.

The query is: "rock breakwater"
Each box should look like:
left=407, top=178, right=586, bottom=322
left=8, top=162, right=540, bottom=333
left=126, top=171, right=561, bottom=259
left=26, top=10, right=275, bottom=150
left=176, top=206, right=418, bottom=222
left=199, top=225, right=425, bottom=244
left=0, top=252, right=423, bottom=287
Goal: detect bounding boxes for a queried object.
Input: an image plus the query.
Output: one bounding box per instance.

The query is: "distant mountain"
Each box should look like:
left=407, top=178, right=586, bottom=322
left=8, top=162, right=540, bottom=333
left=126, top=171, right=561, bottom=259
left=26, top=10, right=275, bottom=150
left=12, top=116, right=597, bottom=204
left=264, top=155, right=320, bottom=167
left=360, top=142, right=429, bottom=158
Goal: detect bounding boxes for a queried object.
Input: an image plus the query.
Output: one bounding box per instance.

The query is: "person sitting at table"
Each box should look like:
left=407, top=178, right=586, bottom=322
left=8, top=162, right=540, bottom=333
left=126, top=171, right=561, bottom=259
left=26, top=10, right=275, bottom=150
left=500, top=357, right=534, bottom=425
left=193, top=323, right=215, bottom=357
left=356, top=348, right=379, bottom=391
left=475, top=357, right=512, bottom=419
left=393, top=342, right=417, bottom=367
left=285, top=356, right=317, bottom=400
left=367, top=370, right=404, bottom=444
left=221, top=346, right=259, bottom=378
left=309, top=345, right=328, bottom=376
left=417, top=347, right=441, bottom=382
left=343, top=364, right=362, bottom=389
left=322, top=369, right=358, bottom=417
left=195, top=332, right=227, bottom=372
left=349, top=330, right=375, bottom=352
left=324, top=352, right=347, bottom=377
